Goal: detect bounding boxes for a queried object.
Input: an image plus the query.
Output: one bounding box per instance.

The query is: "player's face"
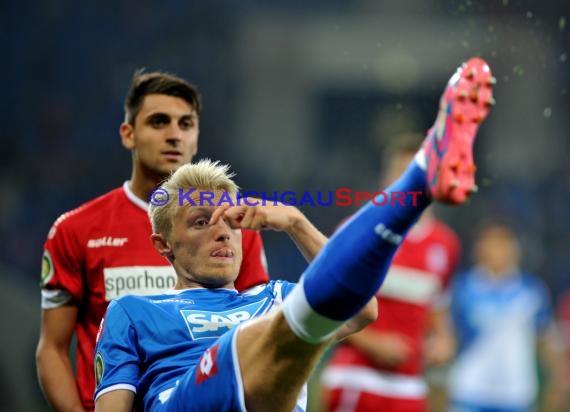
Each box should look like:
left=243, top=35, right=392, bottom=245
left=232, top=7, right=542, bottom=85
left=167, top=190, right=243, bottom=288
left=475, top=226, right=520, bottom=276
left=124, top=94, right=199, bottom=177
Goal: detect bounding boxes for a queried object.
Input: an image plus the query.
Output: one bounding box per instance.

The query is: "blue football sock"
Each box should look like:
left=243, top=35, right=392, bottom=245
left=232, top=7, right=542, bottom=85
left=283, top=160, right=431, bottom=342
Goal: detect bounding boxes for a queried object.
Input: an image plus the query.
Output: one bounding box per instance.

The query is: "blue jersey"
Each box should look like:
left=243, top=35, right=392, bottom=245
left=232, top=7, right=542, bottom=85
left=448, top=267, right=552, bottom=409
left=94, top=280, right=296, bottom=411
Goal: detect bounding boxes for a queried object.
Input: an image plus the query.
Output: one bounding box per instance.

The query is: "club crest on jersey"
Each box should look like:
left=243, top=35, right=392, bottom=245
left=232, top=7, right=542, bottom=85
left=181, top=299, right=267, bottom=340
left=41, top=250, right=54, bottom=286
left=95, top=352, right=104, bottom=387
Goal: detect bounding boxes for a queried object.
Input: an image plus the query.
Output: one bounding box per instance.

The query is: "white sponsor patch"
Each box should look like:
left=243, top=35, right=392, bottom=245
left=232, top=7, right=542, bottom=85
left=103, top=266, right=176, bottom=300
left=181, top=299, right=267, bottom=340
left=378, top=266, right=441, bottom=304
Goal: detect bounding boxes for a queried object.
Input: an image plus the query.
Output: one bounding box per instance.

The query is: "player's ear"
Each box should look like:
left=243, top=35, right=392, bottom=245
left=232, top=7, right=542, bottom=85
left=193, top=127, right=199, bottom=157
left=151, top=234, right=174, bottom=260
left=120, top=122, right=135, bottom=150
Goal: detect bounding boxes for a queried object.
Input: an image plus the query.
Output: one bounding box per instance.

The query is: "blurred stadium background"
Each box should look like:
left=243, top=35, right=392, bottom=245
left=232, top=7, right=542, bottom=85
left=2, top=1, right=570, bottom=410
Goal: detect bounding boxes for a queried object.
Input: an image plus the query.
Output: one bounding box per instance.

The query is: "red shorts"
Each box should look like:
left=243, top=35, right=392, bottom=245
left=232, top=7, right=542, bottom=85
left=323, top=387, right=427, bottom=412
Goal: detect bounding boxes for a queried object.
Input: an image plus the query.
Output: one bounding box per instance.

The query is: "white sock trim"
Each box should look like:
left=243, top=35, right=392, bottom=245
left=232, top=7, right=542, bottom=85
left=282, top=277, right=344, bottom=344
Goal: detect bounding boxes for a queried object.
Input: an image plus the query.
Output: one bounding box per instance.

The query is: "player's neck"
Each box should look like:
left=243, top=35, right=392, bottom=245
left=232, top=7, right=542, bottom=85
left=174, top=278, right=236, bottom=290
left=478, top=262, right=520, bottom=281
left=482, top=263, right=519, bottom=280
left=129, top=167, right=169, bottom=203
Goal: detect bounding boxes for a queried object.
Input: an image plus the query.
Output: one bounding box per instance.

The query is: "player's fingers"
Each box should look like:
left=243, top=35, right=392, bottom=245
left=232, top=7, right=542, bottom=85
left=239, top=206, right=256, bottom=228
left=210, top=204, right=232, bottom=225
left=219, top=206, right=247, bottom=229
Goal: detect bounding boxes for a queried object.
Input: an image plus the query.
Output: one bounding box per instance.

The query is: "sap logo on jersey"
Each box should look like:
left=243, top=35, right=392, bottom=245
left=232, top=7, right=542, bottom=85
left=181, top=299, right=267, bottom=340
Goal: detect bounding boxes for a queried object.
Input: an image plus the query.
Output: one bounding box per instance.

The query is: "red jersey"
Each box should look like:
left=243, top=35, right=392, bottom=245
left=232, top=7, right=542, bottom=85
left=40, top=182, right=269, bottom=411
left=558, top=290, right=570, bottom=376
left=324, top=217, right=460, bottom=398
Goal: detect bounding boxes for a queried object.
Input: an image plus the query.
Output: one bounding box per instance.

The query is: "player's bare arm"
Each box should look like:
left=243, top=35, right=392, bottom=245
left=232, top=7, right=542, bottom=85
left=94, top=388, right=134, bottom=412
left=538, top=322, right=568, bottom=412
left=210, top=199, right=328, bottom=262
left=333, top=298, right=378, bottom=341
left=424, top=307, right=456, bottom=366
left=345, top=328, right=413, bottom=367
left=37, top=305, right=85, bottom=412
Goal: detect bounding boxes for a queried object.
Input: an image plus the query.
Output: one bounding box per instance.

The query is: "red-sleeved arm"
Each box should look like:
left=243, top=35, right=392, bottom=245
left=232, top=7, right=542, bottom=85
left=41, top=215, right=84, bottom=307
left=234, top=229, right=269, bottom=291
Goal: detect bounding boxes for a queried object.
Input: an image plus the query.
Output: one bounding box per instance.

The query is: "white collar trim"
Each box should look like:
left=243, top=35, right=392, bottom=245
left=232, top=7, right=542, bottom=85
left=164, top=287, right=239, bottom=294
left=122, top=181, right=149, bottom=212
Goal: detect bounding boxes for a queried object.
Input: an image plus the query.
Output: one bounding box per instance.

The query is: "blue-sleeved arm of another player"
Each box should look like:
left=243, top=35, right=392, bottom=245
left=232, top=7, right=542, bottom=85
left=94, top=299, right=141, bottom=401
